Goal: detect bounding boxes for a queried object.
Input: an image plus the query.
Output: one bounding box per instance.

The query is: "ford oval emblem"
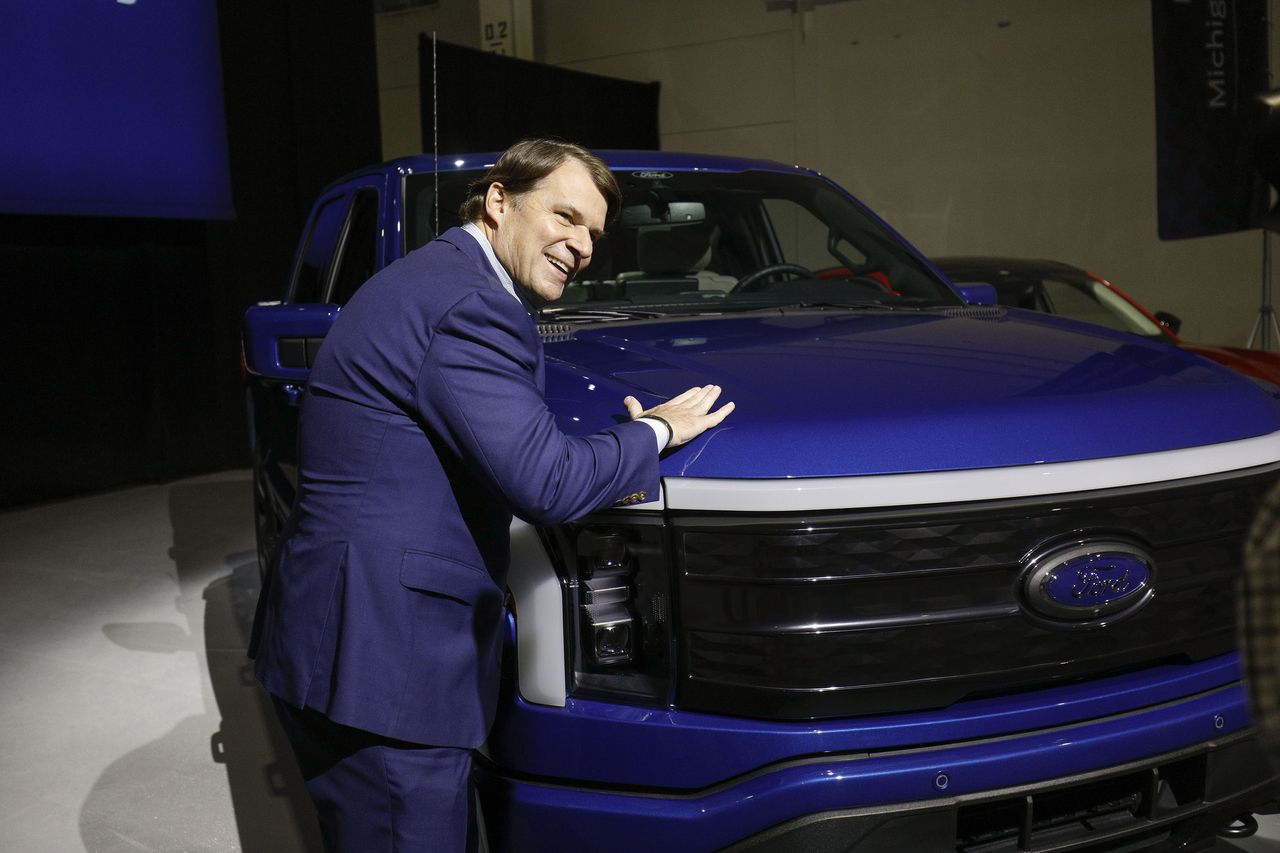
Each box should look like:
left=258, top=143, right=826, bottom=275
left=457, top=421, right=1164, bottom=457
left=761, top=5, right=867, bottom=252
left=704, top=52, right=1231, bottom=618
left=1021, top=539, right=1154, bottom=626
left=631, top=171, right=673, bottom=180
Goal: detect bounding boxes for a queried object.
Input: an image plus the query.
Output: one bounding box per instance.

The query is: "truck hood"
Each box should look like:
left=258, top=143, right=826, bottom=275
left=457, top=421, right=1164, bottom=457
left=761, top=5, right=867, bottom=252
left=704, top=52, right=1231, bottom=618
left=542, top=308, right=1280, bottom=479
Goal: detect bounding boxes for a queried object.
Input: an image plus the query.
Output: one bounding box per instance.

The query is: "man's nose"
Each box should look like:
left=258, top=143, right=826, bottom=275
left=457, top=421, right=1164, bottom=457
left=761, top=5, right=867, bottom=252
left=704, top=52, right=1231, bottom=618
left=567, top=225, right=592, bottom=266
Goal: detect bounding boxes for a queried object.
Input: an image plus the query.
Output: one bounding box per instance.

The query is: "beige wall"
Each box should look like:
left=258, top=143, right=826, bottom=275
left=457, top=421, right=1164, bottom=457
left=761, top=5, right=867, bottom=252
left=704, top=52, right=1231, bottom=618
left=375, top=0, right=1273, bottom=347
left=536, top=1, right=797, bottom=161
left=376, top=3, right=481, bottom=160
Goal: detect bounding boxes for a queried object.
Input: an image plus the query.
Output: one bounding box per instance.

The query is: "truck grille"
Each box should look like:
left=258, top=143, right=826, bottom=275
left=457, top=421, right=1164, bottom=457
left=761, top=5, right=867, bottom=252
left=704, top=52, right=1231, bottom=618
left=671, top=465, right=1279, bottom=720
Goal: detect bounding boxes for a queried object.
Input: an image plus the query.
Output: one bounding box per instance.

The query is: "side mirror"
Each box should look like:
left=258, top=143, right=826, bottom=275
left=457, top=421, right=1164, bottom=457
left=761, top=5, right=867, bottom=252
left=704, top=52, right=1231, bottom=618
left=952, top=282, right=998, bottom=306
left=243, top=302, right=339, bottom=381
left=1153, top=310, right=1183, bottom=335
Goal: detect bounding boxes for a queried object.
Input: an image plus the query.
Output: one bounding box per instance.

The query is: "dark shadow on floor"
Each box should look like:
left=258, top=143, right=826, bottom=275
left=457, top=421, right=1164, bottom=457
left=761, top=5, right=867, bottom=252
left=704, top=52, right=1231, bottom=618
left=204, top=554, right=323, bottom=852
left=78, top=476, right=322, bottom=852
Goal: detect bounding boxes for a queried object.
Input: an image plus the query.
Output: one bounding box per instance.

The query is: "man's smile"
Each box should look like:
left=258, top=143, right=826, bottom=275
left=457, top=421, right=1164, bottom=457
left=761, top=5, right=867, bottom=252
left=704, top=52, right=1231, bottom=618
left=546, top=254, right=572, bottom=279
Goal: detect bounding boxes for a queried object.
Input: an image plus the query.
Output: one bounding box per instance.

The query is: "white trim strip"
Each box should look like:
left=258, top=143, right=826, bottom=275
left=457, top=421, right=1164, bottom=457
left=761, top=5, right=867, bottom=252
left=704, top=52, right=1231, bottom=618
left=662, top=431, right=1280, bottom=513
left=506, top=520, right=567, bottom=707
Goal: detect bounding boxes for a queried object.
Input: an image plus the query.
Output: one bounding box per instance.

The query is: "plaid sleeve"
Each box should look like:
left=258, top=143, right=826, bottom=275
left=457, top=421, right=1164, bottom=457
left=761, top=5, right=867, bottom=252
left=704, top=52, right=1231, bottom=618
left=1241, top=477, right=1280, bottom=764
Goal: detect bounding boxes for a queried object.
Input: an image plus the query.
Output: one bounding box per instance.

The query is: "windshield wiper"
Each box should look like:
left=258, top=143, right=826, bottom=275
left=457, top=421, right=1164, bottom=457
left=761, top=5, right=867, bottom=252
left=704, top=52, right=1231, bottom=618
left=735, top=301, right=925, bottom=314
left=538, top=306, right=669, bottom=323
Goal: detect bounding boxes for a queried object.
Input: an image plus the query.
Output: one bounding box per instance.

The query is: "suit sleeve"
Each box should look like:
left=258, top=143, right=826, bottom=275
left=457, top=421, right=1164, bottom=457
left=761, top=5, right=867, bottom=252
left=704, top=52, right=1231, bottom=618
left=415, top=288, right=659, bottom=525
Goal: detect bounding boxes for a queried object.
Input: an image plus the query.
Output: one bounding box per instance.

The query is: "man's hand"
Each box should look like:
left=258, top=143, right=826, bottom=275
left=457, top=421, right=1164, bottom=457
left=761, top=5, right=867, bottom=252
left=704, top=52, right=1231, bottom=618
left=624, top=385, right=735, bottom=448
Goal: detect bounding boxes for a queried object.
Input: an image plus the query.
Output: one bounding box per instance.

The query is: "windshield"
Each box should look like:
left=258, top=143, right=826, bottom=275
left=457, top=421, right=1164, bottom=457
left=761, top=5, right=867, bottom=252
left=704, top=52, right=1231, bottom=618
left=404, top=168, right=961, bottom=319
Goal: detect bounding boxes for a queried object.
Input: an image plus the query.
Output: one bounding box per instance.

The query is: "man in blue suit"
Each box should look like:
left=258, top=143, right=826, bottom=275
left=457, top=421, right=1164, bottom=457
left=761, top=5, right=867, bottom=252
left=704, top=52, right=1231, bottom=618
left=251, top=139, right=734, bottom=850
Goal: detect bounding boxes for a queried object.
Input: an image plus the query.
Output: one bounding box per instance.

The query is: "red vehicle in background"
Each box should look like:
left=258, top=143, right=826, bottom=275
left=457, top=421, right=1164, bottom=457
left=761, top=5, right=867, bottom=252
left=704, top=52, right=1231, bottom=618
left=934, top=256, right=1280, bottom=387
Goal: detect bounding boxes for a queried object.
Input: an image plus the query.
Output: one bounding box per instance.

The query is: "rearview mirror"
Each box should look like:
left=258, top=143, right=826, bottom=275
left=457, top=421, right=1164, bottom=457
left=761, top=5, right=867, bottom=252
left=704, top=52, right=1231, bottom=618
left=621, top=201, right=706, bottom=226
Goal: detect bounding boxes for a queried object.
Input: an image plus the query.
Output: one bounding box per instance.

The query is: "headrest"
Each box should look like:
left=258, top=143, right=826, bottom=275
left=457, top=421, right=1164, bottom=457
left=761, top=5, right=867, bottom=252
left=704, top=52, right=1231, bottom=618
left=636, top=224, right=713, bottom=276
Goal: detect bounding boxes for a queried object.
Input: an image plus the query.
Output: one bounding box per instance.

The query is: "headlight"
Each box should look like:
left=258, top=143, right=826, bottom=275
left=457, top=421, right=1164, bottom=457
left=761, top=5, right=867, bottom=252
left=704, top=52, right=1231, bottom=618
left=544, top=516, right=672, bottom=706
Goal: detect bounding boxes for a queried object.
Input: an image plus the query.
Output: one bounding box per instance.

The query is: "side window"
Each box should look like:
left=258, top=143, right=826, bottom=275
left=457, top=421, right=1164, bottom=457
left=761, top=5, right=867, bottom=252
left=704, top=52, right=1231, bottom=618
left=328, top=189, right=381, bottom=306
left=289, top=194, right=349, bottom=303
left=1045, top=277, right=1160, bottom=335
left=1043, top=278, right=1129, bottom=331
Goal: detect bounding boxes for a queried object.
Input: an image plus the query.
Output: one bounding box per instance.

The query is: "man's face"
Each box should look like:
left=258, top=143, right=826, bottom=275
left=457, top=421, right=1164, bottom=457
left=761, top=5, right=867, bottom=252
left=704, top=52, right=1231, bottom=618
left=486, top=159, right=608, bottom=304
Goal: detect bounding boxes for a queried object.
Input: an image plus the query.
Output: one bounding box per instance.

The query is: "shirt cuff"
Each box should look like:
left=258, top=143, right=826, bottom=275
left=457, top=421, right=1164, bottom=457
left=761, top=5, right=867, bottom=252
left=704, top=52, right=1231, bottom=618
left=636, top=417, right=670, bottom=451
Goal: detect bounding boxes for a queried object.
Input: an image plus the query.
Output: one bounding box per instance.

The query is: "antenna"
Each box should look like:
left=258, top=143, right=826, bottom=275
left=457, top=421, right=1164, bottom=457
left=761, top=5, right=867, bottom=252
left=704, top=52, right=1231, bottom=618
left=432, top=31, right=439, bottom=237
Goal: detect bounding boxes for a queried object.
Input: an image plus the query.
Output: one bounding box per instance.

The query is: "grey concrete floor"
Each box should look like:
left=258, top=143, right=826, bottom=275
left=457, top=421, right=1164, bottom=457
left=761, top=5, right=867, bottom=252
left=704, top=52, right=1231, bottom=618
left=0, top=470, right=321, bottom=852
left=1, top=468, right=1279, bottom=852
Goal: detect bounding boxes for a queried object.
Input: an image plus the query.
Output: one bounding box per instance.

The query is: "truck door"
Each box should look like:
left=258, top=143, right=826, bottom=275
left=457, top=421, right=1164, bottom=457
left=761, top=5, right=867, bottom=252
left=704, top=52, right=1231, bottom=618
left=243, top=182, right=383, bottom=574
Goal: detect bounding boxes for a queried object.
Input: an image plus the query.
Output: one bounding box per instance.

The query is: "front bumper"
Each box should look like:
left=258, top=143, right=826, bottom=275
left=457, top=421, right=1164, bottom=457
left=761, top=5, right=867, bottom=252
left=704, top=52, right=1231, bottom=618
left=476, top=683, right=1279, bottom=852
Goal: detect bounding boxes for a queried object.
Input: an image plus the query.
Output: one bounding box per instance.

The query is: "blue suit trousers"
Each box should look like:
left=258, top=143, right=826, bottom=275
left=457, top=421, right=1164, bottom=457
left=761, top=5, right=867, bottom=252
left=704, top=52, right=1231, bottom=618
left=272, top=697, right=475, bottom=852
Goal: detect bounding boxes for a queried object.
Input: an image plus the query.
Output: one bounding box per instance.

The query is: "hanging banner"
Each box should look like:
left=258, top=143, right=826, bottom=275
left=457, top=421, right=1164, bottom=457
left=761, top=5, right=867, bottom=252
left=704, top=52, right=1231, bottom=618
left=1151, top=0, right=1269, bottom=240
left=419, top=38, right=660, bottom=155
left=0, top=0, right=234, bottom=220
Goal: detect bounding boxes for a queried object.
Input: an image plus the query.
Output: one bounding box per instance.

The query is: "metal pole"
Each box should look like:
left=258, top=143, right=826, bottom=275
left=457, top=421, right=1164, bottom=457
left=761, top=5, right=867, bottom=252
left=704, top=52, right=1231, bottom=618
left=432, top=31, right=439, bottom=238
left=1248, top=0, right=1280, bottom=350
left=1248, top=230, right=1280, bottom=350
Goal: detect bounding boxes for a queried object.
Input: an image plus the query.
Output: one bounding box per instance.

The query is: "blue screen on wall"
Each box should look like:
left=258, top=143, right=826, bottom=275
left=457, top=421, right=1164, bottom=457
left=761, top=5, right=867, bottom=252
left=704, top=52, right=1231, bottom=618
left=0, top=0, right=234, bottom=220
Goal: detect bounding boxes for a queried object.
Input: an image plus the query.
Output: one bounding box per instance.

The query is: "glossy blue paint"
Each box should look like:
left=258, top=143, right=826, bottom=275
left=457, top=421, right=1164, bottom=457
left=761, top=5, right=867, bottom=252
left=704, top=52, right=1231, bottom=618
left=953, top=281, right=998, bottom=305
left=543, top=309, right=1280, bottom=477
left=486, top=654, right=1244, bottom=790
left=478, top=678, right=1248, bottom=852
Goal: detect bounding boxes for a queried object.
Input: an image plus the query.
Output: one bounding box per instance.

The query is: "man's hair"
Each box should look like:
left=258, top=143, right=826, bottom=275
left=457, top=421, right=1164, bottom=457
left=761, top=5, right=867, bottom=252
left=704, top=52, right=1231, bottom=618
left=459, top=138, right=621, bottom=224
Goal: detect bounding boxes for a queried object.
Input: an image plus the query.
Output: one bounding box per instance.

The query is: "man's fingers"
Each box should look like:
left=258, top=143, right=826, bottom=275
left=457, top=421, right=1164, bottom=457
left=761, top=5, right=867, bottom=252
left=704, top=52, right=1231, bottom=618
left=665, top=385, right=708, bottom=406
left=668, top=384, right=722, bottom=414
left=700, top=400, right=735, bottom=427
left=694, top=385, right=723, bottom=412
left=623, top=396, right=644, bottom=419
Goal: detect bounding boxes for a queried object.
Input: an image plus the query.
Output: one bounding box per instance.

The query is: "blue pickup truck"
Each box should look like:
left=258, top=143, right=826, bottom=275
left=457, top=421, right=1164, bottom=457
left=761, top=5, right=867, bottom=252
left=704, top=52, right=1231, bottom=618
left=243, top=151, right=1280, bottom=852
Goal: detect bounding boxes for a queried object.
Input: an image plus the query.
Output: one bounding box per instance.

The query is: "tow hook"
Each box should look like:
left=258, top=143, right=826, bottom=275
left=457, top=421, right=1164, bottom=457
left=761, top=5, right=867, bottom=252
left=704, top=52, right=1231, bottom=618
left=1218, top=813, right=1259, bottom=839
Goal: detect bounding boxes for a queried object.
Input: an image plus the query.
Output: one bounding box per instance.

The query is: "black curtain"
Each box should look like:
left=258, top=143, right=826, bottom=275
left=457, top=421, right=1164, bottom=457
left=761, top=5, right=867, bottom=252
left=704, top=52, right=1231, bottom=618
left=1151, top=0, right=1269, bottom=240
left=0, top=0, right=381, bottom=508
left=419, top=37, right=660, bottom=154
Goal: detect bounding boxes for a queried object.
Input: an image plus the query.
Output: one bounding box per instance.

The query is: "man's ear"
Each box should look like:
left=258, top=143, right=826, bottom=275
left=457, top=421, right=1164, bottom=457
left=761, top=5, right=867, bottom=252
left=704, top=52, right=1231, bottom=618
left=483, top=182, right=506, bottom=225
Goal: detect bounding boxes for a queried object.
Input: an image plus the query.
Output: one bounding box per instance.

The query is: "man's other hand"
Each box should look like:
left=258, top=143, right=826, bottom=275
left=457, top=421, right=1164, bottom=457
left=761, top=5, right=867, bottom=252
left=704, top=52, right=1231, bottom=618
left=624, top=385, right=735, bottom=448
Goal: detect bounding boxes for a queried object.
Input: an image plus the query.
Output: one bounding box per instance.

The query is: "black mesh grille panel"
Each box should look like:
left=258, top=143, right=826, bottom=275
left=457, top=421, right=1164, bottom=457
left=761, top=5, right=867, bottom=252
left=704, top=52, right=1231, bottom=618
left=671, top=465, right=1279, bottom=720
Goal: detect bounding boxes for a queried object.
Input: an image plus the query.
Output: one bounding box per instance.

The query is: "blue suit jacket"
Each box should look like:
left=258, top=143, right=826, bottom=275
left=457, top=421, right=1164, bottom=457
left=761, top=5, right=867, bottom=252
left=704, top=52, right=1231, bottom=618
left=252, top=227, right=659, bottom=747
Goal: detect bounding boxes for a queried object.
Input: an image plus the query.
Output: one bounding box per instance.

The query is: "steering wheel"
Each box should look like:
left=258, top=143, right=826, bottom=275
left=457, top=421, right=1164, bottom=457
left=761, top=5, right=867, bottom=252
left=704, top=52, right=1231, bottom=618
left=730, top=263, right=814, bottom=294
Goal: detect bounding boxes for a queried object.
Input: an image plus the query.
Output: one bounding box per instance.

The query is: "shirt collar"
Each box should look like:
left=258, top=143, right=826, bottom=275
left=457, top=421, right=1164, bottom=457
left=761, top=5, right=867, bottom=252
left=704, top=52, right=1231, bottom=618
left=461, top=221, right=521, bottom=305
